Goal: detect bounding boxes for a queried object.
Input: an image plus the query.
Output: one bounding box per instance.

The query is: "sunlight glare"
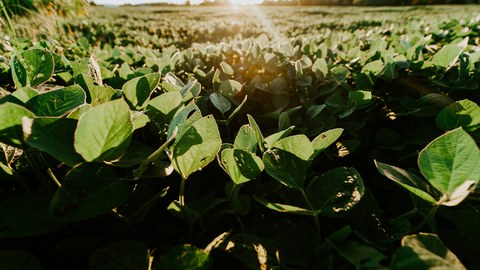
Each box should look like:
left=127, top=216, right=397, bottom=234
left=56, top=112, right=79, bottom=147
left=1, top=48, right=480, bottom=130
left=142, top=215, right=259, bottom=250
left=231, top=0, right=263, bottom=5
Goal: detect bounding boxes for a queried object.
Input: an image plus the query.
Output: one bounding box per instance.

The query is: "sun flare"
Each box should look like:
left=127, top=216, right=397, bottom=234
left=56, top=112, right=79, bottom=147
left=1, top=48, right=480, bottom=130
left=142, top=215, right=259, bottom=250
left=230, top=0, right=263, bottom=5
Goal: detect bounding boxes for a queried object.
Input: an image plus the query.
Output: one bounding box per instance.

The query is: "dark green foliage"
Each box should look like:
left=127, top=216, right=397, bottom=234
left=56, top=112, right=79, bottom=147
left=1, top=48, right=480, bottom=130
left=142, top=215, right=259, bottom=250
left=1, top=5, right=480, bottom=270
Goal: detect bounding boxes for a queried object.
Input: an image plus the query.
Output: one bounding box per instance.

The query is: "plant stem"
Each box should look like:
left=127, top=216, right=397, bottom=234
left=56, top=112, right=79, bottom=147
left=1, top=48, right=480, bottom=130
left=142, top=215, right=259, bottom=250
left=179, top=175, right=186, bottom=206
left=301, top=190, right=321, bottom=235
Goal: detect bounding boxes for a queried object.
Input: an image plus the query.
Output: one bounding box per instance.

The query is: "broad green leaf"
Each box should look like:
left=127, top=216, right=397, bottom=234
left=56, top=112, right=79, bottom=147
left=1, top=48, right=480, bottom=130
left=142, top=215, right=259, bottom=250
left=418, top=128, right=480, bottom=204
left=0, top=103, right=35, bottom=147
left=432, top=44, right=462, bottom=69
left=263, top=149, right=306, bottom=190
left=263, top=127, right=294, bottom=151
left=0, top=250, right=43, bottom=270
left=25, top=85, right=86, bottom=116
left=67, top=104, right=93, bottom=120
left=312, top=58, right=329, bottom=78
left=273, top=135, right=314, bottom=161
left=331, top=66, right=349, bottom=83
left=132, top=113, right=150, bottom=131
left=90, top=240, right=149, bottom=270
left=146, top=91, right=183, bottom=133
left=11, top=49, right=54, bottom=88
left=74, top=99, right=133, bottom=162
left=180, top=80, right=201, bottom=102
left=375, top=161, right=440, bottom=204
left=49, top=163, right=130, bottom=221
left=171, top=115, right=222, bottom=179
left=0, top=193, right=66, bottom=237
left=162, top=72, right=184, bottom=92
left=76, top=74, right=117, bottom=106
left=167, top=104, right=199, bottom=141
left=11, top=86, right=38, bottom=103
left=311, top=128, right=343, bottom=158
left=219, top=80, right=242, bottom=101
left=234, top=125, right=257, bottom=153
left=253, top=195, right=321, bottom=216
left=23, top=117, right=83, bottom=166
left=306, top=167, right=364, bottom=214
left=210, top=92, right=231, bottom=114
left=221, top=149, right=264, bottom=184
left=247, top=114, right=266, bottom=152
left=122, top=73, right=160, bottom=110
left=155, top=245, right=213, bottom=270
left=436, top=99, right=480, bottom=132
left=349, top=90, right=373, bottom=107
left=390, top=233, right=466, bottom=270
left=361, top=60, right=384, bottom=76
left=220, top=61, right=234, bottom=76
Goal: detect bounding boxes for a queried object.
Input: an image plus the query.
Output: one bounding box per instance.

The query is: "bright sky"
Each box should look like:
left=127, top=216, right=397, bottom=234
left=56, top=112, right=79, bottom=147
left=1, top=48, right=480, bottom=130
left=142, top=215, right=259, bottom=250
left=94, top=0, right=263, bottom=5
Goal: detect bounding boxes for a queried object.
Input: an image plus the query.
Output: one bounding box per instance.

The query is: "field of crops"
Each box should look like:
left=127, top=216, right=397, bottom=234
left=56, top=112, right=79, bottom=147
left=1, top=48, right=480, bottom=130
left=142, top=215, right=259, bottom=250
left=1, top=4, right=480, bottom=269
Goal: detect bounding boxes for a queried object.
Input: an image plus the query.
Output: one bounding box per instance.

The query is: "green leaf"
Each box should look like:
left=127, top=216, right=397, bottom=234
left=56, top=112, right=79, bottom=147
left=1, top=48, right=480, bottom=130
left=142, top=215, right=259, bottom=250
left=0, top=103, right=35, bottom=147
left=390, top=233, right=466, bottom=270
left=273, top=135, right=314, bottom=161
left=167, top=104, right=199, bottom=141
left=361, top=60, right=384, bottom=76
left=74, top=99, right=133, bottom=162
left=311, top=128, right=343, bottom=159
left=67, top=104, right=93, bottom=120
left=0, top=250, right=43, bottom=270
left=180, top=80, right=201, bottom=102
left=375, top=161, right=440, bottom=204
left=436, top=99, right=480, bottom=132
left=418, top=128, right=480, bottom=205
left=253, top=195, right=321, bottom=216
left=146, top=91, right=183, bottom=133
left=265, top=126, right=295, bottom=150
left=155, top=245, right=213, bottom=270
left=11, top=86, right=38, bottom=103
left=331, top=66, right=349, bottom=83
left=220, top=61, right=234, bottom=76
left=23, top=117, right=83, bottom=166
left=0, top=193, right=66, bottom=237
left=76, top=74, right=117, bottom=106
left=210, top=92, right=231, bottom=114
left=263, top=149, right=306, bottom=190
left=312, top=58, right=328, bottom=78
left=432, top=44, right=462, bottom=69
left=349, top=90, right=373, bottom=108
left=11, top=49, right=54, bottom=88
left=221, top=149, right=264, bottom=184
left=132, top=113, right=150, bottom=131
left=90, top=240, right=149, bottom=270
left=234, top=125, right=257, bottom=153
left=162, top=72, right=184, bottom=92
left=122, top=73, right=160, bottom=110
left=171, top=115, right=222, bottom=179
left=219, top=80, right=242, bottom=101
left=247, top=114, right=266, bottom=152
left=50, top=163, right=130, bottom=221
left=306, top=167, right=364, bottom=214
left=25, top=85, right=86, bottom=116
